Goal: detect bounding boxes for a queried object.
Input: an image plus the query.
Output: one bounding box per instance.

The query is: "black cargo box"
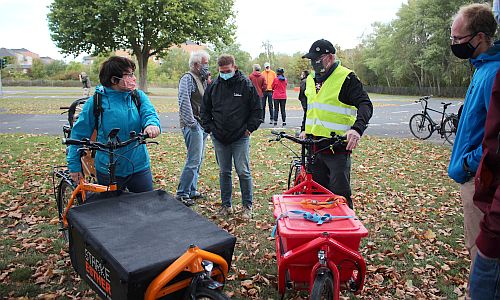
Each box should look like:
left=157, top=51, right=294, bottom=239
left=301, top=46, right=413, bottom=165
left=67, top=190, right=236, bottom=300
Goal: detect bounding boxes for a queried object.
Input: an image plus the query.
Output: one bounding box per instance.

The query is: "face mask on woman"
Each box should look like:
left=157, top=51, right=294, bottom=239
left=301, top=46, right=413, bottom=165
left=114, top=74, right=137, bottom=91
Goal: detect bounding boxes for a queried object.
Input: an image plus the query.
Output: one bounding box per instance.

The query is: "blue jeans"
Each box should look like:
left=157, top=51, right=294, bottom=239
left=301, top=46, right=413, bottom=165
left=177, top=123, right=208, bottom=197
left=211, top=135, right=253, bottom=208
left=96, top=168, right=153, bottom=193
left=263, top=91, right=274, bottom=121
left=470, top=251, right=500, bottom=300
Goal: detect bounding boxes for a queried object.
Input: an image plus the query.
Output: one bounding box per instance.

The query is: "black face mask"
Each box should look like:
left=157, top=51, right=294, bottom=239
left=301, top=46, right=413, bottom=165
left=450, top=34, right=478, bottom=59
left=311, top=57, right=326, bottom=76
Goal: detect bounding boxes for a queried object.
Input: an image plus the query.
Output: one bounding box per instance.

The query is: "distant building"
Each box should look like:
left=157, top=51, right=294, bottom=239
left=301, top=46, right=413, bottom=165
left=0, top=48, right=54, bottom=73
left=82, top=55, right=95, bottom=65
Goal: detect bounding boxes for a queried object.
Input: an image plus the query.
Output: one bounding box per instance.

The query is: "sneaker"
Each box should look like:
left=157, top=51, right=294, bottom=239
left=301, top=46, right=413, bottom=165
left=282, top=122, right=286, bottom=127
left=176, top=195, right=195, bottom=206
left=190, top=191, right=204, bottom=200
left=269, top=120, right=273, bottom=124
left=273, top=122, right=277, bottom=126
left=241, top=206, right=252, bottom=220
left=218, top=205, right=233, bottom=217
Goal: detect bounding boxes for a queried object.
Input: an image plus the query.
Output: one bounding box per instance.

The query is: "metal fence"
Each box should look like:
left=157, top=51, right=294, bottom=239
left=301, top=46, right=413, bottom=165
left=2, top=79, right=179, bottom=89
left=365, top=86, right=467, bottom=98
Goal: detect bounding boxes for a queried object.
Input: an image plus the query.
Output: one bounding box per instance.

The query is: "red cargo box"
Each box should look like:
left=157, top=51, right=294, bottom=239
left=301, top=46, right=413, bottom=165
left=273, top=194, right=367, bottom=288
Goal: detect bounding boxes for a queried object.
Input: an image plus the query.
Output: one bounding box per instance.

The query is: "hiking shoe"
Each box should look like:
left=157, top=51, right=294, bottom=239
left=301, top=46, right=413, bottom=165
left=282, top=122, right=286, bottom=127
left=190, top=191, right=204, bottom=200
left=273, top=122, right=277, bottom=126
left=242, top=206, right=252, bottom=220
left=269, top=120, right=273, bottom=124
left=218, top=206, right=233, bottom=217
left=176, top=195, right=195, bottom=207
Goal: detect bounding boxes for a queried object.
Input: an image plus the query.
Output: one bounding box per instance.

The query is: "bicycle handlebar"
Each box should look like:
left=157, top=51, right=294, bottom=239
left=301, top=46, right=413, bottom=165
left=270, top=130, right=346, bottom=146
left=62, top=130, right=153, bottom=150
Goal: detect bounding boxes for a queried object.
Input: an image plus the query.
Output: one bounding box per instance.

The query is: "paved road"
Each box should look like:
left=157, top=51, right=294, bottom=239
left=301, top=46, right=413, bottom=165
left=0, top=98, right=461, bottom=145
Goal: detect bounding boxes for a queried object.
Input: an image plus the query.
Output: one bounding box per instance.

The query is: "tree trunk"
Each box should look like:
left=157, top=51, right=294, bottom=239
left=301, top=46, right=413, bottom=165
left=135, top=51, right=149, bottom=93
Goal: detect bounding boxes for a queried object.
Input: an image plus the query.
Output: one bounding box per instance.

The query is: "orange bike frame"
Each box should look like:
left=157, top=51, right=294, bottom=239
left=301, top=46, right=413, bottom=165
left=62, top=178, right=117, bottom=227
left=144, top=245, right=228, bottom=300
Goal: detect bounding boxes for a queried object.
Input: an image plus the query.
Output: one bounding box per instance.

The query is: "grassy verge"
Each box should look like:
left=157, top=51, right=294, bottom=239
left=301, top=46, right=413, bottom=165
left=0, top=129, right=466, bottom=299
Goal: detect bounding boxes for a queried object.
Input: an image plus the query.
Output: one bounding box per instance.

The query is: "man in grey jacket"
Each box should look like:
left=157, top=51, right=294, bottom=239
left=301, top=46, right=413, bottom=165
left=176, top=51, right=210, bottom=206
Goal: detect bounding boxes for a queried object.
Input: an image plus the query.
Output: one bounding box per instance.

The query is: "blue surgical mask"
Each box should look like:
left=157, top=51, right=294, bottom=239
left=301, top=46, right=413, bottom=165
left=219, top=71, right=235, bottom=80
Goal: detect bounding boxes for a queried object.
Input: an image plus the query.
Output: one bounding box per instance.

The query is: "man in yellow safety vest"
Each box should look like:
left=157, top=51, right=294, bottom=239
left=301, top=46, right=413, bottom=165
left=299, top=39, right=373, bottom=209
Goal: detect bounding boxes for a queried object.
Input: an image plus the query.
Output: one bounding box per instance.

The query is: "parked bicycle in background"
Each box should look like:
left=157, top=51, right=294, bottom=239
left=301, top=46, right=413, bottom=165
left=409, top=95, right=458, bottom=145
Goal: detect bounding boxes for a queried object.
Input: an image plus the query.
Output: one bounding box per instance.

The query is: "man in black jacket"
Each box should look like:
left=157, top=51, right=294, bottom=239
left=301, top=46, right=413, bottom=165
left=201, top=54, right=262, bottom=220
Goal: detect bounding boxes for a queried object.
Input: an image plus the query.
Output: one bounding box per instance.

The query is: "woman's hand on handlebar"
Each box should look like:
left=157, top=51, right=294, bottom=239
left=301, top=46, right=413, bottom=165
left=70, top=172, right=84, bottom=183
left=299, top=131, right=306, bottom=139
left=143, top=125, right=160, bottom=138
left=345, top=129, right=361, bottom=151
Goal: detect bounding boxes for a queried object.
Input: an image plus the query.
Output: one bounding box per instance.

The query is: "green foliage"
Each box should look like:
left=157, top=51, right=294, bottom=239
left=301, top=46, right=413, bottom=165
left=47, top=0, right=236, bottom=92
left=357, top=0, right=475, bottom=89
left=30, top=59, right=47, bottom=79
left=209, top=42, right=252, bottom=76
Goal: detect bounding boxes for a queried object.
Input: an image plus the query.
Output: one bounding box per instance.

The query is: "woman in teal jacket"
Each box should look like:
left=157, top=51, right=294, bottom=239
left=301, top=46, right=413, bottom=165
left=67, top=56, right=161, bottom=192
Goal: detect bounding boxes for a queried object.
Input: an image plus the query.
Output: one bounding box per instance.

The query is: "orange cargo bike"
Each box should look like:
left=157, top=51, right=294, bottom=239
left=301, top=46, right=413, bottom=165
left=52, top=97, right=235, bottom=300
left=270, top=131, right=368, bottom=300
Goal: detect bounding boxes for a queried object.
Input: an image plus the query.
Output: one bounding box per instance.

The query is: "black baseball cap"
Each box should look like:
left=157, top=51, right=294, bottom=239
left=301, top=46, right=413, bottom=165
left=302, top=39, right=336, bottom=59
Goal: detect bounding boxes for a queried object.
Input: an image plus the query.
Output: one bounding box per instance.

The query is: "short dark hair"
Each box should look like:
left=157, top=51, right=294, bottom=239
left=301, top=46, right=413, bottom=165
left=303, top=70, right=310, bottom=77
left=99, top=56, right=136, bottom=87
left=217, top=54, right=235, bottom=67
left=458, top=3, right=497, bottom=40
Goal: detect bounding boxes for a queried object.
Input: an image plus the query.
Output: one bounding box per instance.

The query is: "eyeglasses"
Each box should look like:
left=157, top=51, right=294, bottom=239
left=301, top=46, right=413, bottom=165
left=450, top=33, right=476, bottom=44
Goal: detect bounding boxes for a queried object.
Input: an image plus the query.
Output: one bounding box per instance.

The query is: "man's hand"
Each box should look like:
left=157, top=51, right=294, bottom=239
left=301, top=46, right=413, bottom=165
left=70, top=172, right=84, bottom=183
left=144, top=125, right=160, bottom=138
left=245, top=129, right=251, bottom=137
left=345, top=129, right=361, bottom=151
left=299, top=131, right=306, bottom=139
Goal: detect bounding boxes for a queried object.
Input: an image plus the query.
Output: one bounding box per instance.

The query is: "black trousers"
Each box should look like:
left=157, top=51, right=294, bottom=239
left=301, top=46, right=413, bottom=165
left=273, top=99, right=287, bottom=122
left=311, top=152, right=353, bottom=209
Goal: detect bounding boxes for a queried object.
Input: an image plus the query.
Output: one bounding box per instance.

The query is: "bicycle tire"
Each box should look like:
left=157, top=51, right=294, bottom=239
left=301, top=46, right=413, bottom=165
left=56, top=179, right=80, bottom=242
left=443, top=115, right=458, bottom=145
left=194, top=287, right=230, bottom=300
left=409, top=113, right=433, bottom=140
left=310, top=273, right=334, bottom=300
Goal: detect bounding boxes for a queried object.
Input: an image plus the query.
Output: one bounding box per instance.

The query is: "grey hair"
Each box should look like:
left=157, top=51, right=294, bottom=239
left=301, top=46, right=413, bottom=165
left=253, top=64, right=261, bottom=71
left=189, top=51, right=210, bottom=69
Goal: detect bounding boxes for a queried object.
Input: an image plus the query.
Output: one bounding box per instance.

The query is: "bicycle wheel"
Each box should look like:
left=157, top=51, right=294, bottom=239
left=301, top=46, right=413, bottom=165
left=409, top=113, right=434, bottom=140
left=310, top=273, right=334, bottom=300
left=443, top=115, right=458, bottom=145
left=194, top=287, right=230, bottom=300
left=287, top=159, right=301, bottom=189
left=56, top=179, right=80, bottom=242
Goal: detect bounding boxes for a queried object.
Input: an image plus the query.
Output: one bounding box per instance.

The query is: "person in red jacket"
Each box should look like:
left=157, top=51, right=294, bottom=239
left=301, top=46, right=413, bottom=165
left=271, top=68, right=288, bottom=127
left=248, top=64, right=267, bottom=123
left=470, top=68, right=500, bottom=299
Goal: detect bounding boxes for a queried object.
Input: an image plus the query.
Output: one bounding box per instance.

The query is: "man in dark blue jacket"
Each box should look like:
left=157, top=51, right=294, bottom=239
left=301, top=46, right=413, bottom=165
left=201, top=54, right=262, bottom=220
left=447, top=3, right=500, bottom=298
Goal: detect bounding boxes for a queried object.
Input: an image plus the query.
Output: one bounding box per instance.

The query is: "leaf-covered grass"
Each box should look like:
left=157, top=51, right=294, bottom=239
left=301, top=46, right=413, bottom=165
left=0, top=129, right=467, bottom=299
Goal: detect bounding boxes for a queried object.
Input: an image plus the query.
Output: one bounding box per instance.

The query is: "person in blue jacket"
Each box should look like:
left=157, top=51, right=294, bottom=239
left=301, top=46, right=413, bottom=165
left=67, top=56, right=161, bottom=192
left=448, top=3, right=500, bottom=298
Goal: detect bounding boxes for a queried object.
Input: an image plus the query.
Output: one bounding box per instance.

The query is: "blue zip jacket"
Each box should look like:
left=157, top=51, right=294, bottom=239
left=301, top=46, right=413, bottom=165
left=67, top=85, right=160, bottom=177
left=448, top=41, right=500, bottom=183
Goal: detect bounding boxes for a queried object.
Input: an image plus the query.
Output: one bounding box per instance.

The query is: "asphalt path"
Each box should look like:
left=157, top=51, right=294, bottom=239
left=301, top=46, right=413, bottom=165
left=0, top=97, right=462, bottom=145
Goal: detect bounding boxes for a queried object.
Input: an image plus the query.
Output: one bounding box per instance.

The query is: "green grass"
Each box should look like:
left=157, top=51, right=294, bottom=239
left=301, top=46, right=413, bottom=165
left=0, top=130, right=468, bottom=299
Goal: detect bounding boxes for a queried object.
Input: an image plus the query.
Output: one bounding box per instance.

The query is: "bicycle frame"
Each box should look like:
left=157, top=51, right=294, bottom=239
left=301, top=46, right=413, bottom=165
left=144, top=245, right=228, bottom=300
left=419, top=98, right=451, bottom=133
left=61, top=179, right=117, bottom=227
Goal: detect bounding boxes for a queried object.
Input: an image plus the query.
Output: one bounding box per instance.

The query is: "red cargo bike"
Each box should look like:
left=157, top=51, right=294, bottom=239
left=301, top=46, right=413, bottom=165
left=270, top=131, right=368, bottom=300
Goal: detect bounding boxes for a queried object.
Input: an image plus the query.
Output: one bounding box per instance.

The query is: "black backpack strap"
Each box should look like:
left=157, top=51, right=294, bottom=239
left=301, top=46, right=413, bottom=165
left=93, top=93, right=103, bottom=133
left=131, top=90, right=141, bottom=112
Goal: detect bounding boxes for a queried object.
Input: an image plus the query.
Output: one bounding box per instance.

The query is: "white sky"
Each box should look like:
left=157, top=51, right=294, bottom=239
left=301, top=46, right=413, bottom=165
left=0, top=0, right=407, bottom=61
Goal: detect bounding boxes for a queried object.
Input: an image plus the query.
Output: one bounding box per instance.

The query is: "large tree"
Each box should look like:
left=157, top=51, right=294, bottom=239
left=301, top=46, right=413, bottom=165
left=48, top=0, right=235, bottom=92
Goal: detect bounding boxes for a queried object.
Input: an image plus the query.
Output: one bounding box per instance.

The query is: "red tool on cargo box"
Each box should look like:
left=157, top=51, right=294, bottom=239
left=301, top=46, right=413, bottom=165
left=270, top=131, right=368, bottom=300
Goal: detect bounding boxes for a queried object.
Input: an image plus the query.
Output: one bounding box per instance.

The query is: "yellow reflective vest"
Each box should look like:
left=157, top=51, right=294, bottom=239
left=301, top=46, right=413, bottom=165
left=304, top=64, right=357, bottom=137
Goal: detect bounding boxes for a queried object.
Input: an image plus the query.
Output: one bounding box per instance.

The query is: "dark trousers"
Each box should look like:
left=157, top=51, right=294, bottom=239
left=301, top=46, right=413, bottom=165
left=263, top=91, right=274, bottom=121
left=300, top=99, right=307, bottom=114
left=96, top=168, right=153, bottom=193
left=273, top=99, right=287, bottom=123
left=311, top=152, right=353, bottom=209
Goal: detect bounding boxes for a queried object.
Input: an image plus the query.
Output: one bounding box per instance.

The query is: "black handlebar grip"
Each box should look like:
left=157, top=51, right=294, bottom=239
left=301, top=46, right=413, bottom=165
left=62, top=138, right=82, bottom=145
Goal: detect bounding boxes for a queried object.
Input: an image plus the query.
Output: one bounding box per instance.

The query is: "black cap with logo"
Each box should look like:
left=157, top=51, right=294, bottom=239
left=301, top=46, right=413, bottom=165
left=302, top=39, right=336, bottom=59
